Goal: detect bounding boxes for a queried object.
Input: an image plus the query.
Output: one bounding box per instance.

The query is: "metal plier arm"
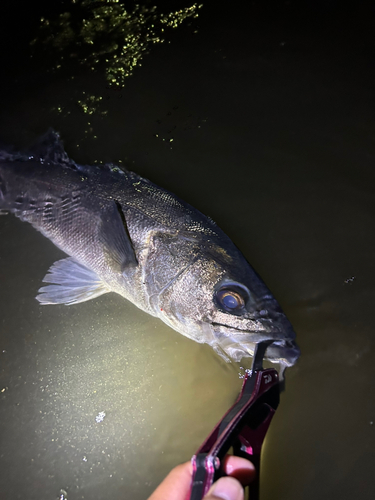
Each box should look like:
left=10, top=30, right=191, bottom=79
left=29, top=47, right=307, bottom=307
left=188, top=341, right=280, bottom=500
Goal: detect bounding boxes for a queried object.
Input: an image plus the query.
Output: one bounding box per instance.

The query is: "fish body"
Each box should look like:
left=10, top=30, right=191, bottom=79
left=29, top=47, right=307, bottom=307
left=0, top=131, right=300, bottom=367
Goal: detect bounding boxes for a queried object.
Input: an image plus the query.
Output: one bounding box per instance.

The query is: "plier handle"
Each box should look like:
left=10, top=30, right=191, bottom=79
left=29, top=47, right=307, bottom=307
left=188, top=341, right=280, bottom=500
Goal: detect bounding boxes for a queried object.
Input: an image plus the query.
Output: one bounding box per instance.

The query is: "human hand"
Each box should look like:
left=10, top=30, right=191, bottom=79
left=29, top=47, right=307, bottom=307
left=147, top=455, right=255, bottom=500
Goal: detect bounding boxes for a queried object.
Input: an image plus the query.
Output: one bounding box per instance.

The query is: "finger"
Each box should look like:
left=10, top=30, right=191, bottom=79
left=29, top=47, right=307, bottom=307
left=147, top=462, right=191, bottom=500
left=221, top=455, right=256, bottom=486
left=146, top=455, right=255, bottom=500
left=203, top=476, right=244, bottom=500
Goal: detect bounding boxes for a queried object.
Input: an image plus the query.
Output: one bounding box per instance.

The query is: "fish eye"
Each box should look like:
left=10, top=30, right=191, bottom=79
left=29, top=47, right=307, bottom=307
left=215, top=284, right=249, bottom=313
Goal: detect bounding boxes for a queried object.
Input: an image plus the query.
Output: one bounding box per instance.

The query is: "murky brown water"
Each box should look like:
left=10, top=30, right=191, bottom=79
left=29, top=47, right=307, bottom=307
left=0, top=2, right=374, bottom=499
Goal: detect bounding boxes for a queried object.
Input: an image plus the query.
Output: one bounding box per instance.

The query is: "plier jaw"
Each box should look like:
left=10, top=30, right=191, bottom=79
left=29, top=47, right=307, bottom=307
left=188, top=341, right=280, bottom=500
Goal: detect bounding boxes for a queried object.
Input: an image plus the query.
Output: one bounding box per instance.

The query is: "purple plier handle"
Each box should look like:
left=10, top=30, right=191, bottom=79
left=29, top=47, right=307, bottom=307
left=188, top=341, right=280, bottom=500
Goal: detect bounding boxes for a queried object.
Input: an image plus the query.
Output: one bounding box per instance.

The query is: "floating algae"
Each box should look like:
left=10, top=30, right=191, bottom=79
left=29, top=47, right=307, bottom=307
left=31, top=1, right=202, bottom=116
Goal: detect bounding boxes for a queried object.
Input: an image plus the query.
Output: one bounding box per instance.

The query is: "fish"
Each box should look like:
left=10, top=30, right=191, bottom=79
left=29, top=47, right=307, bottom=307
left=0, top=130, right=300, bottom=369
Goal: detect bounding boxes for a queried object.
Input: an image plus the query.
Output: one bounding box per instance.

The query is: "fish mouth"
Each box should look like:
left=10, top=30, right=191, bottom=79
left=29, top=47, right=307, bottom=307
left=209, top=323, right=300, bottom=367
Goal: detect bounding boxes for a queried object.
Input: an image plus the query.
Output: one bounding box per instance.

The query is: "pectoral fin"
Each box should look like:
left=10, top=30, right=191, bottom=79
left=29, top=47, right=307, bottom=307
left=99, top=201, right=138, bottom=273
left=36, top=257, right=110, bottom=305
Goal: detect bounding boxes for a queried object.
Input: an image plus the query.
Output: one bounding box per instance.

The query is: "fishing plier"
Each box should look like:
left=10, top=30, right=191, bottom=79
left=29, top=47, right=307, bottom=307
left=189, top=341, right=280, bottom=500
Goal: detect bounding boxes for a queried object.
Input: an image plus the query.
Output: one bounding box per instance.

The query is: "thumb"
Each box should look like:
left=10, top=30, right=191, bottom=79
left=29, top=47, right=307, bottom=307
left=203, top=477, right=244, bottom=500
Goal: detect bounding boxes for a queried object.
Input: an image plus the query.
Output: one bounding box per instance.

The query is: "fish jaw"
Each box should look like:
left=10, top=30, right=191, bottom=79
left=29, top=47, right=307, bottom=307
left=204, top=318, right=300, bottom=366
left=263, top=340, right=301, bottom=367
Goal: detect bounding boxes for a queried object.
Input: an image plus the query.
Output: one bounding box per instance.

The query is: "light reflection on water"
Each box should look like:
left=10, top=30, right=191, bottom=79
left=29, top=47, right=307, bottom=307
left=58, top=490, right=68, bottom=500
left=1, top=2, right=375, bottom=500
left=0, top=228, right=243, bottom=498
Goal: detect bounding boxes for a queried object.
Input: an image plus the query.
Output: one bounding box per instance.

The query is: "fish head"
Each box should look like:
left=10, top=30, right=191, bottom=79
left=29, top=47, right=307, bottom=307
left=150, top=233, right=300, bottom=368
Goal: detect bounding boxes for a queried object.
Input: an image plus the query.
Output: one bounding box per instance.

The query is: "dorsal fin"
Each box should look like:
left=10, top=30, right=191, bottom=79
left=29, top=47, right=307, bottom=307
left=29, top=129, right=77, bottom=168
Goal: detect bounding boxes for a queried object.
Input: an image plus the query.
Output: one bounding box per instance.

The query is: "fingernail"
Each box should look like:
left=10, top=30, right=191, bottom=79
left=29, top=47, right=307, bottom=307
left=204, top=477, right=244, bottom=500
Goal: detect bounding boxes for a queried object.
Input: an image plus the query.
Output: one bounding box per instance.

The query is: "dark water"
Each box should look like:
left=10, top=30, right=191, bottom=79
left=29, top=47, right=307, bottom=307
left=0, top=1, right=374, bottom=499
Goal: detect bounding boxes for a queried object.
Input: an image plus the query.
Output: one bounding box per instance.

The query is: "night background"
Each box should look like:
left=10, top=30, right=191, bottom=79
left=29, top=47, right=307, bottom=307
left=0, top=1, right=374, bottom=499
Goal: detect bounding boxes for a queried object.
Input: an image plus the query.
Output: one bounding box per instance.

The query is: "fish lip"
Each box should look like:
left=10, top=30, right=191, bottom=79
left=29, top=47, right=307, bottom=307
left=209, top=322, right=300, bottom=366
left=210, top=321, right=295, bottom=343
left=266, top=342, right=301, bottom=367
left=211, top=321, right=268, bottom=335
